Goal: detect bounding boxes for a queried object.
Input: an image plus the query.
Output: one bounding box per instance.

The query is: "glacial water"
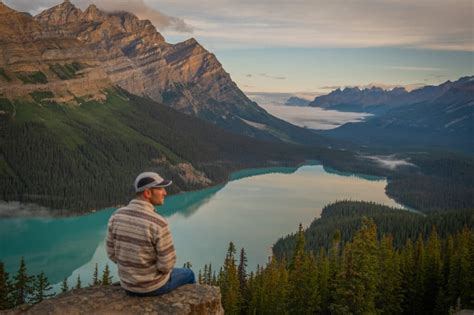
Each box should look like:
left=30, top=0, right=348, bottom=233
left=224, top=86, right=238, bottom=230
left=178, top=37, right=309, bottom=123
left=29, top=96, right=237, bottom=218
left=0, top=164, right=407, bottom=292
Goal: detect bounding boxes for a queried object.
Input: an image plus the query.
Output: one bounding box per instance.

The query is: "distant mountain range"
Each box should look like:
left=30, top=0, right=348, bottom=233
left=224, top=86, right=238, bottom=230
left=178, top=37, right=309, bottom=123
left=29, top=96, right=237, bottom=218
left=0, top=1, right=327, bottom=146
left=309, top=78, right=472, bottom=114
left=321, top=77, right=474, bottom=152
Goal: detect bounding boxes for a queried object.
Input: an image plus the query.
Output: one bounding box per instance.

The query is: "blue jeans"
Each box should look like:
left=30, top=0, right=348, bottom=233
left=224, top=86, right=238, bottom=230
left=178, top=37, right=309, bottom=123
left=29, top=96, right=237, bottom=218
left=126, top=268, right=196, bottom=297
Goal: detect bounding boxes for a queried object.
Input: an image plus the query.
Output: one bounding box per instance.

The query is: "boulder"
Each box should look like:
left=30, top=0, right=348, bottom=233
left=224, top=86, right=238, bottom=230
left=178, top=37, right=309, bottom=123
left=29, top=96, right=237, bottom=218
left=4, top=284, right=223, bottom=315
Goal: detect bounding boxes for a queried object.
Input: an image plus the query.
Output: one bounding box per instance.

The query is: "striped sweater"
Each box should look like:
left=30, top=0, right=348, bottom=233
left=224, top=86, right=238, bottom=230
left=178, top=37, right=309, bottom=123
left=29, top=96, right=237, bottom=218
left=106, top=199, right=176, bottom=293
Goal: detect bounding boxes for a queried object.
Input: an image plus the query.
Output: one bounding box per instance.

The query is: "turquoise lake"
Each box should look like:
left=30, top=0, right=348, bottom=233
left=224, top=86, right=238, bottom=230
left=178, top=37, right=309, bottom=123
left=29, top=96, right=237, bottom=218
left=0, top=164, right=407, bottom=292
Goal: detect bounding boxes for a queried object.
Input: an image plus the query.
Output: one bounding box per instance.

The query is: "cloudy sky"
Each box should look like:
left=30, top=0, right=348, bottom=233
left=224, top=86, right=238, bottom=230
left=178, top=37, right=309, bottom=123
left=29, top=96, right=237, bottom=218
left=6, top=0, right=474, bottom=93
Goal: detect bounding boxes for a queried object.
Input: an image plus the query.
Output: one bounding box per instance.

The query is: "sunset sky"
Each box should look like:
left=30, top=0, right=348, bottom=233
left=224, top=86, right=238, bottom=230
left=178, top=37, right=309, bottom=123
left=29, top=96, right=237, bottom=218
left=8, top=0, right=474, bottom=94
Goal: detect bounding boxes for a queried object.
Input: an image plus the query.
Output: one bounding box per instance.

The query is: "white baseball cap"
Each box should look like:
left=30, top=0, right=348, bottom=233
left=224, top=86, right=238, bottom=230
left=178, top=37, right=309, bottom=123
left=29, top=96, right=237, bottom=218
left=134, top=172, right=172, bottom=192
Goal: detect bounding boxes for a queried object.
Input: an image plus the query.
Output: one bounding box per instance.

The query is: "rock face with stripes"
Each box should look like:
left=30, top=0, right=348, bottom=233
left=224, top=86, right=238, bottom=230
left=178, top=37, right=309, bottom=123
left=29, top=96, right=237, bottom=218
left=0, top=1, right=330, bottom=145
left=5, top=283, right=224, bottom=315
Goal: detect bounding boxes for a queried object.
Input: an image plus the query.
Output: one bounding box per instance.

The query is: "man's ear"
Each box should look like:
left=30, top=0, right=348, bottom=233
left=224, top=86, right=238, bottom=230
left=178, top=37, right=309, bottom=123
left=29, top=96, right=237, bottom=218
left=143, top=189, right=151, bottom=199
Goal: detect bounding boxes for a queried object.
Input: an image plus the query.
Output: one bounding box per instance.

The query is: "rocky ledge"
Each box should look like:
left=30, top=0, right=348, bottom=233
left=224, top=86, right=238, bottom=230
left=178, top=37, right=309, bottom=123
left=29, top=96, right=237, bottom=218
left=4, top=284, right=223, bottom=315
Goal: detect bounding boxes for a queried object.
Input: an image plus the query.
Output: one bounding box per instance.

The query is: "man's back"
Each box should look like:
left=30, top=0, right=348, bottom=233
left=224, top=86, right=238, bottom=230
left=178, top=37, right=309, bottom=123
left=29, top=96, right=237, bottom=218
left=106, top=199, right=176, bottom=293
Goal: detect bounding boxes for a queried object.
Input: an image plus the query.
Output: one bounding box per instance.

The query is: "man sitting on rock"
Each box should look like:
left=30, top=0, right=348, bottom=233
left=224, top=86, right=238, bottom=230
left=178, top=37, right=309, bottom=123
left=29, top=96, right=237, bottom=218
left=106, top=172, right=195, bottom=296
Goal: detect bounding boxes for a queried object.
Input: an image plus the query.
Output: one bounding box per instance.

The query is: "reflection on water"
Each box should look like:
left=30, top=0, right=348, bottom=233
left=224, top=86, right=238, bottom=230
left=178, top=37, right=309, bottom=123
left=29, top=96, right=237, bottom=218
left=322, top=166, right=383, bottom=181
left=0, top=164, right=407, bottom=292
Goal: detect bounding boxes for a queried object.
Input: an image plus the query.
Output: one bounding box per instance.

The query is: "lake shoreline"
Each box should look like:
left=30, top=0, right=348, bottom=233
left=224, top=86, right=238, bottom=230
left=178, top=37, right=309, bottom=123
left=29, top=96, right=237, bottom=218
left=1, top=154, right=422, bottom=219
left=0, top=159, right=312, bottom=219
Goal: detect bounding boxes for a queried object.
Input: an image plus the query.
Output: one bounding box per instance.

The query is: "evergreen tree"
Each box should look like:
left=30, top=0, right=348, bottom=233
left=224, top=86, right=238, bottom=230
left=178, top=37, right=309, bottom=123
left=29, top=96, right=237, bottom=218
left=290, top=223, right=305, bottom=271
left=423, top=227, right=442, bottom=314
left=183, top=262, right=192, bottom=269
left=258, top=256, right=288, bottom=314
left=101, top=264, right=112, bottom=286
left=212, top=271, right=217, bottom=286
left=0, top=261, right=13, bottom=310
left=12, top=257, right=33, bottom=306
left=376, top=235, right=403, bottom=314
left=237, top=248, right=248, bottom=314
left=203, top=264, right=209, bottom=285
left=75, top=274, right=82, bottom=289
left=60, top=278, right=68, bottom=293
left=400, top=238, right=417, bottom=313
left=31, top=272, right=54, bottom=304
left=198, top=269, right=203, bottom=284
left=412, top=233, right=426, bottom=314
left=219, top=242, right=241, bottom=314
left=92, top=263, right=100, bottom=286
left=330, top=218, right=379, bottom=314
left=207, top=263, right=212, bottom=285
left=317, top=249, right=331, bottom=315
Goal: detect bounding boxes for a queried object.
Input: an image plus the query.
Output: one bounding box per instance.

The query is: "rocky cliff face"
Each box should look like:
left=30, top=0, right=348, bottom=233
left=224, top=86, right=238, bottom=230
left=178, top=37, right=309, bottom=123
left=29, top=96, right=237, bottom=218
left=3, top=0, right=254, bottom=116
left=4, top=284, right=224, bottom=315
left=0, top=1, right=328, bottom=145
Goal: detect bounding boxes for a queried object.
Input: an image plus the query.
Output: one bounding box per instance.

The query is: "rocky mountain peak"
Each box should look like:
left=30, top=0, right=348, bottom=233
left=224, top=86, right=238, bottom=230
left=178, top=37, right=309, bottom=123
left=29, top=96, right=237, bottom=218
left=82, top=4, right=107, bottom=22
left=0, top=2, right=15, bottom=14
left=0, top=2, right=43, bottom=41
left=35, top=0, right=83, bottom=25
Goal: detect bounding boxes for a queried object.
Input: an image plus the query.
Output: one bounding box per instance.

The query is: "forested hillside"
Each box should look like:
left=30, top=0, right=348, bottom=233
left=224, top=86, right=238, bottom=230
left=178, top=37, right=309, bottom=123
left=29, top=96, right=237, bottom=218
left=273, top=201, right=473, bottom=259
left=204, top=216, right=473, bottom=314
left=0, top=88, right=320, bottom=214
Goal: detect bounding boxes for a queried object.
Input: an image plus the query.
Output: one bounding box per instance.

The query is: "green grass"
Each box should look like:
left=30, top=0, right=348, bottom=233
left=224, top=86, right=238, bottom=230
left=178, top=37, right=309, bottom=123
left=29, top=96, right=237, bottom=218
left=16, top=71, right=48, bottom=84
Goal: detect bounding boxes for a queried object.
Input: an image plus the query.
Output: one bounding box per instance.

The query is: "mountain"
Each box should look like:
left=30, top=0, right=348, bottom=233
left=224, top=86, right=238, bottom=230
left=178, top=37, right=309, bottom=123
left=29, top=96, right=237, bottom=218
left=284, top=96, right=311, bottom=106
left=309, top=86, right=408, bottom=112
left=0, top=1, right=328, bottom=146
left=309, top=79, right=468, bottom=114
left=322, top=77, right=474, bottom=152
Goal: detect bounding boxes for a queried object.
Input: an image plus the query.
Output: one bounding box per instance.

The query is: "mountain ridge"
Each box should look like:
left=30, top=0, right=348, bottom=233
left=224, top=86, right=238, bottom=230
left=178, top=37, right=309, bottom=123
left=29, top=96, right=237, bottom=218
left=322, top=77, right=474, bottom=152
left=309, top=77, right=473, bottom=113
left=0, top=1, right=328, bottom=145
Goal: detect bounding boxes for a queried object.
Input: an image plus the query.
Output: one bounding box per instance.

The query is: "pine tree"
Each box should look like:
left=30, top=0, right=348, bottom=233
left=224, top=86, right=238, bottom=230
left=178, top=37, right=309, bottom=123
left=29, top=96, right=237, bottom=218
left=198, top=269, right=203, bottom=284
left=423, top=227, right=442, bottom=314
left=0, top=261, right=13, bottom=310
left=207, top=263, right=212, bottom=285
left=376, top=235, right=403, bottom=314
left=75, top=274, right=82, bottom=289
left=92, top=263, right=100, bottom=286
left=203, top=264, right=208, bottom=284
left=219, top=242, right=241, bottom=314
left=60, top=278, right=68, bottom=293
left=317, top=249, right=331, bottom=315
left=31, top=272, right=54, bottom=304
left=400, top=238, right=417, bottom=313
left=12, top=257, right=33, bottom=306
left=183, top=262, right=192, bottom=269
left=412, top=233, right=426, bottom=314
left=101, top=264, right=112, bottom=286
left=237, top=247, right=248, bottom=314
left=257, top=256, right=288, bottom=313
left=290, top=223, right=305, bottom=271
left=330, top=217, right=379, bottom=314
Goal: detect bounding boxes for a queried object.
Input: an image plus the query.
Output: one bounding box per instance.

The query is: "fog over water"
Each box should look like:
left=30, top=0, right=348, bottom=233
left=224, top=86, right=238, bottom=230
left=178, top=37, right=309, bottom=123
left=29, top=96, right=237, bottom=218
left=246, top=92, right=372, bottom=130
left=360, top=155, right=416, bottom=170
